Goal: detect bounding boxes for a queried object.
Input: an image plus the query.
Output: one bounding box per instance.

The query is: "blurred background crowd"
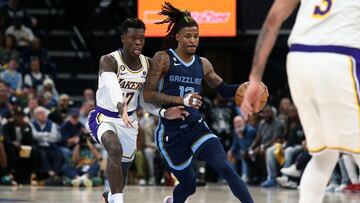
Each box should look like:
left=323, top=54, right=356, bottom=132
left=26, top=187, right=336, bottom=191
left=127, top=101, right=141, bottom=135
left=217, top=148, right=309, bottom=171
left=0, top=0, right=359, bottom=194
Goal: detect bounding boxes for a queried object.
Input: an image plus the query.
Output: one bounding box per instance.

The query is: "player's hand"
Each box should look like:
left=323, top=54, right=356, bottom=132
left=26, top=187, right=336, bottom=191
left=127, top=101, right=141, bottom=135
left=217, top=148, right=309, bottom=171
left=183, top=93, right=202, bottom=109
left=240, top=80, right=263, bottom=120
left=164, top=106, right=190, bottom=120
left=118, top=102, right=133, bottom=128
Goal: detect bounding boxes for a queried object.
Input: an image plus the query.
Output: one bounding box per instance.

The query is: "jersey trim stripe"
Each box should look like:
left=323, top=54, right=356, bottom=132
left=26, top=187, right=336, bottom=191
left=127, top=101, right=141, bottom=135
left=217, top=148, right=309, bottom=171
left=169, top=48, right=195, bottom=67
left=118, top=50, right=144, bottom=73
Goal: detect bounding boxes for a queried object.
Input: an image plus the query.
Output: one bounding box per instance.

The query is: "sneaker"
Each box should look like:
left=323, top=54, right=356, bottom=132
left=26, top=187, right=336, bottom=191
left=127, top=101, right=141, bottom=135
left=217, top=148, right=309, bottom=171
left=325, top=183, right=338, bottom=192
left=241, top=175, right=249, bottom=183
left=82, top=177, right=93, bottom=187
left=71, top=178, right=81, bottom=187
left=276, top=176, right=298, bottom=189
left=260, top=179, right=277, bottom=187
left=102, top=191, right=110, bottom=203
left=334, top=184, right=348, bottom=192
left=281, top=165, right=301, bottom=178
left=163, top=196, right=173, bottom=203
left=139, top=178, right=146, bottom=186
left=344, top=183, right=360, bottom=192
left=148, top=177, right=156, bottom=186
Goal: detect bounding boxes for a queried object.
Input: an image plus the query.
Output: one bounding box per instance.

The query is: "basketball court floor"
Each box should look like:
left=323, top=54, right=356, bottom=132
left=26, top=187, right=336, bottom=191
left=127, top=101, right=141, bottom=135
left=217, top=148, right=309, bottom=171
left=1, top=185, right=359, bottom=203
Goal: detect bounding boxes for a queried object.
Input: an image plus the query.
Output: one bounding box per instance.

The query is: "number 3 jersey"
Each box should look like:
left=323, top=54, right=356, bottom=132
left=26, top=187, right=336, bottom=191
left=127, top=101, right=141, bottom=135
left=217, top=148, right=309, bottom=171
left=288, top=0, right=360, bottom=49
left=96, top=49, right=149, bottom=113
left=159, top=49, right=204, bottom=127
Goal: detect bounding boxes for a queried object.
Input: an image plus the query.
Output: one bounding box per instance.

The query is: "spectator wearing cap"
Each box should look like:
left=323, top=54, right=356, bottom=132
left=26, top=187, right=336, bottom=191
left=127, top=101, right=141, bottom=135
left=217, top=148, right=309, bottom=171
left=30, top=106, right=62, bottom=178
left=3, top=107, right=39, bottom=184
left=48, top=94, right=71, bottom=125
left=23, top=57, right=50, bottom=93
left=1, top=58, right=22, bottom=92
left=39, top=78, right=59, bottom=101
left=59, top=108, right=85, bottom=162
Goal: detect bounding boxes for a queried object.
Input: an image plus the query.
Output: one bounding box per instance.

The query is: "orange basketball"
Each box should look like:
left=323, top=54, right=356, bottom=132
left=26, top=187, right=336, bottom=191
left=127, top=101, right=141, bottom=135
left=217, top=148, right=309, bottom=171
left=235, top=81, right=269, bottom=113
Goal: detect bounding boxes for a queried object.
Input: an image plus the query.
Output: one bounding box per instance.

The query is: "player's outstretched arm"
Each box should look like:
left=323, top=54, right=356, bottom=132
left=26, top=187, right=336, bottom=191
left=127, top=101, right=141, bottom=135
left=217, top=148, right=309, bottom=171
left=202, top=57, right=239, bottom=98
left=249, top=0, right=300, bottom=82
left=241, top=0, right=299, bottom=119
left=99, top=55, right=131, bottom=127
left=144, top=51, right=201, bottom=109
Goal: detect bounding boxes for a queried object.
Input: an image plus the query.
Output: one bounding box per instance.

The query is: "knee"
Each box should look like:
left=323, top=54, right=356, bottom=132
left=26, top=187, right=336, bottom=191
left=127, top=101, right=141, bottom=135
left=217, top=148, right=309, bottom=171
left=102, top=132, right=122, bottom=157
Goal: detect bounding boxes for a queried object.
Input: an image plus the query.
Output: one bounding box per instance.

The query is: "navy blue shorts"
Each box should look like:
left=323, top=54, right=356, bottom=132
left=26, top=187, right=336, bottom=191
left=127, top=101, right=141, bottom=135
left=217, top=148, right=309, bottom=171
left=155, top=119, right=218, bottom=171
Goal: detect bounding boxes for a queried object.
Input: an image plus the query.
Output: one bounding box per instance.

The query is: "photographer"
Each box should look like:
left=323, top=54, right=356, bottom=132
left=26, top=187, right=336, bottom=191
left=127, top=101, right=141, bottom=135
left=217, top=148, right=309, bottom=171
left=62, top=131, right=102, bottom=187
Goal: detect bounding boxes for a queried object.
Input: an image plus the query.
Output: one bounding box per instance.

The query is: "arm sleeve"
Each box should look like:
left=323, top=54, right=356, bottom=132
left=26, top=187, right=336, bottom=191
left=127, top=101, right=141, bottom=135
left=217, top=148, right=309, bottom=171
left=100, top=72, right=124, bottom=107
left=139, top=88, right=162, bottom=117
left=214, top=81, right=239, bottom=98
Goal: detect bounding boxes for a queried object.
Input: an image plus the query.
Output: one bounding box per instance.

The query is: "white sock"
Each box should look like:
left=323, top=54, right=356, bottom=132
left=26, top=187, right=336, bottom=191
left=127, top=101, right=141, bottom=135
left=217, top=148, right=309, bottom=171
left=111, top=193, right=123, bottom=203
left=299, top=149, right=339, bottom=203
left=107, top=191, right=112, bottom=203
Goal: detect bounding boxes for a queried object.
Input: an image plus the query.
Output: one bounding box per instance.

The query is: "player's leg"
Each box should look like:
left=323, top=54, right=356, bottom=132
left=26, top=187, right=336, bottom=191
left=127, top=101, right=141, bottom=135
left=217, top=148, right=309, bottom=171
left=168, top=165, right=197, bottom=203
left=101, top=129, right=124, bottom=203
left=197, top=138, right=254, bottom=203
left=299, top=150, right=339, bottom=203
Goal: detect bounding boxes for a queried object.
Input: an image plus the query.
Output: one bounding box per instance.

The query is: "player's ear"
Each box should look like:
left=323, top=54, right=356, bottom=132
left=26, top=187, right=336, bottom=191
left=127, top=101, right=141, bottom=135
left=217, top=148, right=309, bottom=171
left=121, top=34, right=126, bottom=44
left=175, top=33, right=180, bottom=42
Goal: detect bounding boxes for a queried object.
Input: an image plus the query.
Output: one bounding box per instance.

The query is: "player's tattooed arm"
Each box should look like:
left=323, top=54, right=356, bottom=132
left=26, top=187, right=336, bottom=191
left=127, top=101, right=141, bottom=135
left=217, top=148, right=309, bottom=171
left=249, top=0, right=299, bottom=81
left=201, top=57, right=223, bottom=89
left=144, top=51, right=184, bottom=105
left=99, top=54, right=118, bottom=74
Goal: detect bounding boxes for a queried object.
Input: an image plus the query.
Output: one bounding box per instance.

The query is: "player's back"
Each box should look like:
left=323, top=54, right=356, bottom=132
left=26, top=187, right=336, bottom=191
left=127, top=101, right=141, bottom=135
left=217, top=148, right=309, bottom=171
left=289, top=0, right=360, bottom=49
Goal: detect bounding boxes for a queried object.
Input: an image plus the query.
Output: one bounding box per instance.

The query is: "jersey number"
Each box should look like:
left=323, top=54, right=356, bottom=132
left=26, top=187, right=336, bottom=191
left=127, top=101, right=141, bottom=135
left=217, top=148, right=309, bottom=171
left=313, top=0, right=333, bottom=18
left=123, top=92, right=135, bottom=105
left=179, top=86, right=195, bottom=97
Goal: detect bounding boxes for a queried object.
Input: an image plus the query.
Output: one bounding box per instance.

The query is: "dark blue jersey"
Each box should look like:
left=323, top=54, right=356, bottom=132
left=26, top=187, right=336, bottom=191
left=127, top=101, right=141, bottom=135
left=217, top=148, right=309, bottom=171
left=159, top=49, right=204, bottom=129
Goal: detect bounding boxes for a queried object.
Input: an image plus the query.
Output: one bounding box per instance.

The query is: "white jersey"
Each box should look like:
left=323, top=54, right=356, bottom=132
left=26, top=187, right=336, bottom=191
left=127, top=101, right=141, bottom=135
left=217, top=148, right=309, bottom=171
left=288, top=0, right=360, bottom=49
left=96, top=50, right=149, bottom=113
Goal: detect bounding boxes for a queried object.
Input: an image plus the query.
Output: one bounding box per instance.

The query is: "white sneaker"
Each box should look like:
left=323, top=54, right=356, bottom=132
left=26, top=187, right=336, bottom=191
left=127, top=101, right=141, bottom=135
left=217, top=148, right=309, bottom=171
left=281, top=165, right=301, bottom=178
left=241, top=175, right=249, bottom=183
left=334, top=184, right=348, bottom=192
left=139, top=179, right=146, bottom=186
left=325, top=183, right=339, bottom=192
left=148, top=177, right=155, bottom=186
left=163, top=196, right=173, bottom=203
left=71, top=178, right=81, bottom=187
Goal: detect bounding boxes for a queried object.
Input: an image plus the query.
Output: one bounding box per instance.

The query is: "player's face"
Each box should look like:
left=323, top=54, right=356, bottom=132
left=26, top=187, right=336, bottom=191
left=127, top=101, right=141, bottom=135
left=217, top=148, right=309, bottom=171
left=121, top=28, right=145, bottom=57
left=176, top=26, right=199, bottom=55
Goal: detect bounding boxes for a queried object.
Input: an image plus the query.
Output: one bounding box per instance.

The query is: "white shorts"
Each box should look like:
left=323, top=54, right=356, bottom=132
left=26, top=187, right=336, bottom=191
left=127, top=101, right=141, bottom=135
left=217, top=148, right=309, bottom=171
left=87, top=107, right=138, bottom=162
left=287, top=44, right=360, bottom=154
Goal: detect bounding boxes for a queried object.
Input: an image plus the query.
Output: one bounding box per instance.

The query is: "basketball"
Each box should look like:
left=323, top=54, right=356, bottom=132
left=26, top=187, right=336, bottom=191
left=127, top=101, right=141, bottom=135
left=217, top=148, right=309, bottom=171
left=235, top=81, right=269, bottom=113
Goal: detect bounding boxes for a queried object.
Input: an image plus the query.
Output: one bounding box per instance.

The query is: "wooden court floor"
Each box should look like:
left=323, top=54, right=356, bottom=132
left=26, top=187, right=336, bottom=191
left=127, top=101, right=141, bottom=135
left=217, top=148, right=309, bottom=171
left=1, top=185, right=360, bottom=203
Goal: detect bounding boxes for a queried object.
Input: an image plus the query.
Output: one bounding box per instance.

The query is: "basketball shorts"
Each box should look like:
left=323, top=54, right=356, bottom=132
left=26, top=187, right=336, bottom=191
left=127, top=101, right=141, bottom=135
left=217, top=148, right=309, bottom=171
left=155, top=119, right=218, bottom=171
left=87, top=106, right=138, bottom=162
left=287, top=44, right=360, bottom=154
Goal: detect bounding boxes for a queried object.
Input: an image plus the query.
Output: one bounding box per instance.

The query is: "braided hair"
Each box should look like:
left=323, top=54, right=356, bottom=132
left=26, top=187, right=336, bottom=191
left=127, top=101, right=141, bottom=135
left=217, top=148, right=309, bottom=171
left=155, top=2, right=198, bottom=49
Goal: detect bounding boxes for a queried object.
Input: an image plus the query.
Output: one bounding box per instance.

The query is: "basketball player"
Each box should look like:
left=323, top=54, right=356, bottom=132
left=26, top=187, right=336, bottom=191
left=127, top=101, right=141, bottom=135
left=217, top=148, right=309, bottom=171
left=143, top=3, right=253, bottom=203
left=87, top=18, right=188, bottom=203
left=240, top=0, right=360, bottom=202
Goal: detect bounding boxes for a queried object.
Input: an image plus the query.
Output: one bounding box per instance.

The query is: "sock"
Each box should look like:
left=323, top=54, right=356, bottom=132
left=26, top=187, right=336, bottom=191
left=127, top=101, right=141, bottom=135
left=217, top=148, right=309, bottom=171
left=111, top=193, right=123, bottom=203
left=299, top=150, right=339, bottom=203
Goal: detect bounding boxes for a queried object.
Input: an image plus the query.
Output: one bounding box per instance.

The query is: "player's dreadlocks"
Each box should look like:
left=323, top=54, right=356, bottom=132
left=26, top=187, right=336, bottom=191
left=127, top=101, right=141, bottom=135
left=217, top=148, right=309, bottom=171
left=155, top=2, right=198, bottom=50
